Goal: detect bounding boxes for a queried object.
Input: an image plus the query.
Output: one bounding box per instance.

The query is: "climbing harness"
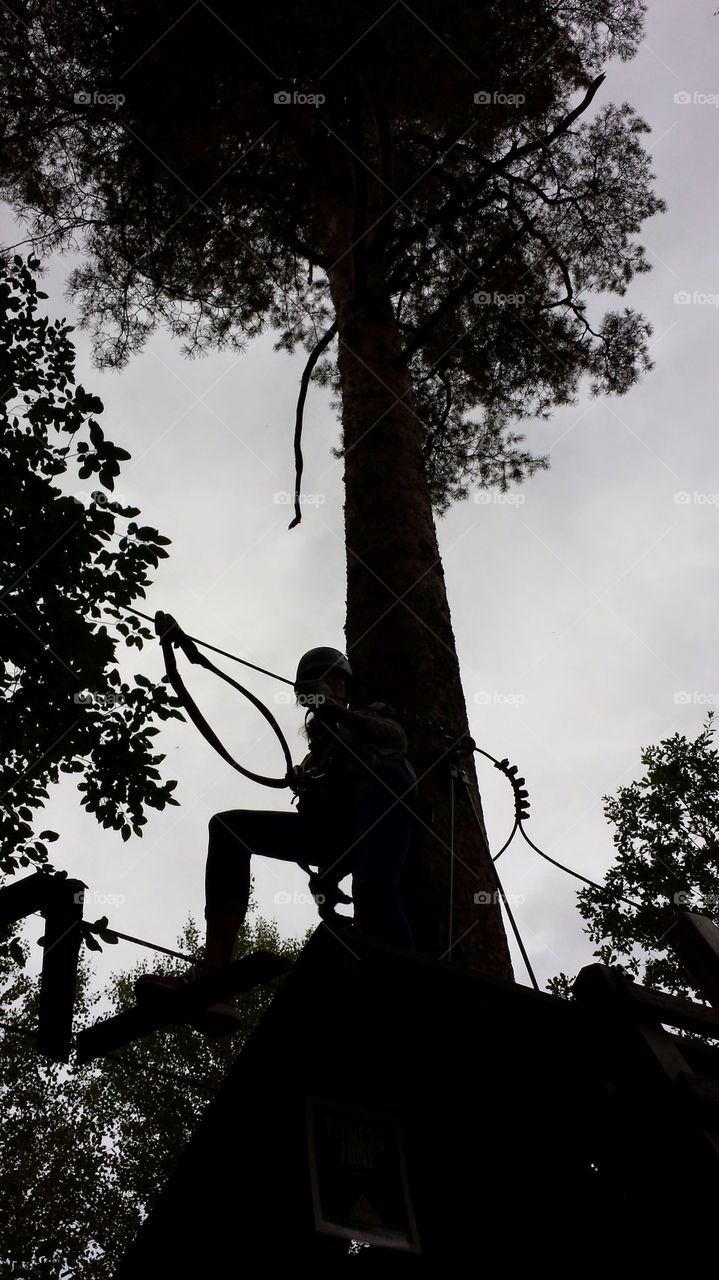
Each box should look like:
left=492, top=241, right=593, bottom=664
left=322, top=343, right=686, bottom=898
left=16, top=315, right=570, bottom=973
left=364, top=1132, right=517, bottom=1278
left=154, top=611, right=295, bottom=790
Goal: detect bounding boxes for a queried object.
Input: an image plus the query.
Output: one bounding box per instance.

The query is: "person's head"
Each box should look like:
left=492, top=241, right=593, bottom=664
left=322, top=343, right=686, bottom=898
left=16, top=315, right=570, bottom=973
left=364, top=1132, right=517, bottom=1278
left=294, top=647, right=353, bottom=707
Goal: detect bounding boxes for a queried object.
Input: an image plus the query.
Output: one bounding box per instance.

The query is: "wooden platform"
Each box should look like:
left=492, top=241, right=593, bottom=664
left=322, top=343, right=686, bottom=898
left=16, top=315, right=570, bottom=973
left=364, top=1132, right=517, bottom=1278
left=114, top=925, right=719, bottom=1275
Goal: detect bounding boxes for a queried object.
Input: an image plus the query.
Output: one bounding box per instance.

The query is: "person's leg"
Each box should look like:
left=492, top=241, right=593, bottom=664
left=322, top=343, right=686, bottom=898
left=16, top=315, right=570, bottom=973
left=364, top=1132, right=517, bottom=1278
left=205, top=809, right=313, bottom=967
left=347, top=763, right=416, bottom=948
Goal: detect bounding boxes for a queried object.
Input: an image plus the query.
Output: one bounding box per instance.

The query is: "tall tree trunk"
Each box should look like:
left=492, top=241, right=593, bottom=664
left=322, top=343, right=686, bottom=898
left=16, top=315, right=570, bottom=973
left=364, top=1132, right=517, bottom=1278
left=326, top=249, right=514, bottom=982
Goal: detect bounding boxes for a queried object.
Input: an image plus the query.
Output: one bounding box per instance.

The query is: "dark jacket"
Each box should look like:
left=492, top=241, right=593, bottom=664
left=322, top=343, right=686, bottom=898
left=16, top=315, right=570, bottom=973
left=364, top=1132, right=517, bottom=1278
left=296, top=700, right=417, bottom=792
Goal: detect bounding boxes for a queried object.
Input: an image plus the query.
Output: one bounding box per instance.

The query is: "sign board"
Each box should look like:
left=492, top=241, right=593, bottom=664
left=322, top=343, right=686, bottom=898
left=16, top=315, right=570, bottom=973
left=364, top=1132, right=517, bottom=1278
left=306, top=1097, right=420, bottom=1252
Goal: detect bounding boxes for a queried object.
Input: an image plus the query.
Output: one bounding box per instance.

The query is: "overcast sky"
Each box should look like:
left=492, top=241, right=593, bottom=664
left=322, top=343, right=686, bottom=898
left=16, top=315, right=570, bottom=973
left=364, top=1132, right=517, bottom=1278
left=3, top=0, right=718, bottom=995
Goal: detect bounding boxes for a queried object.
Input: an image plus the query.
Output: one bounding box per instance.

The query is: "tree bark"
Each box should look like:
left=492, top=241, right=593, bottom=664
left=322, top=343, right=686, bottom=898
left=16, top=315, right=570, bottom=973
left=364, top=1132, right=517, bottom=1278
left=326, top=246, right=514, bottom=981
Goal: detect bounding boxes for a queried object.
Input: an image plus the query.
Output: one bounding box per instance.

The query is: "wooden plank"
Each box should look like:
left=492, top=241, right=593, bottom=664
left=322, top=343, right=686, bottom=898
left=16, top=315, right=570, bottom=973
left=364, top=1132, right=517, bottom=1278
left=76, top=951, right=290, bottom=1062
left=76, top=1004, right=171, bottom=1063
left=666, top=913, right=719, bottom=1007
left=0, top=871, right=54, bottom=927
left=575, top=963, right=719, bottom=1037
left=623, top=982, right=719, bottom=1037
left=573, top=964, right=693, bottom=1080
left=666, top=1032, right=719, bottom=1077
left=574, top=964, right=719, bottom=1160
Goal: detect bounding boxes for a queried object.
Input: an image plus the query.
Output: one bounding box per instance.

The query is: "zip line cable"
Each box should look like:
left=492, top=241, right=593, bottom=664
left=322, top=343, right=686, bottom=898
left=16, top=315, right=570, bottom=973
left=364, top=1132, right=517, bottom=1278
left=115, top=604, right=295, bottom=686
left=101, top=930, right=195, bottom=963
left=30, top=910, right=197, bottom=965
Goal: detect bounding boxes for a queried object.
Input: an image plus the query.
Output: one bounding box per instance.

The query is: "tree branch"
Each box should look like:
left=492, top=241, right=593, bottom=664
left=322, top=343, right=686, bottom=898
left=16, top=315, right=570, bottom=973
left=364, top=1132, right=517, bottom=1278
left=399, top=218, right=530, bottom=365
left=390, top=73, right=606, bottom=268
left=288, top=321, right=338, bottom=530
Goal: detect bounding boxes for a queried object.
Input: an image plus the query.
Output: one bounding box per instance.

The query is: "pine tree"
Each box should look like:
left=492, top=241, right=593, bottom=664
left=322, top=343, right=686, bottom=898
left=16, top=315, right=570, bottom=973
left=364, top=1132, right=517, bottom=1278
left=0, top=1, right=664, bottom=972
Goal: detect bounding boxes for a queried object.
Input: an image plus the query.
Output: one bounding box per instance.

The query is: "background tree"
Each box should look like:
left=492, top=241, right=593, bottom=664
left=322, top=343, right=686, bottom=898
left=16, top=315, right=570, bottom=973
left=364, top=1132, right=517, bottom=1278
left=0, top=251, right=181, bottom=882
left=0, top=904, right=304, bottom=1278
left=0, top=1, right=664, bottom=974
left=548, top=715, right=719, bottom=1001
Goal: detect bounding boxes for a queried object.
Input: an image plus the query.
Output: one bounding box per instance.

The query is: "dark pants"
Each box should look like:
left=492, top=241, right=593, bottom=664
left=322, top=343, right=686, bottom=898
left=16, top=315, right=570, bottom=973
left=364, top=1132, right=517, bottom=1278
left=206, top=759, right=417, bottom=947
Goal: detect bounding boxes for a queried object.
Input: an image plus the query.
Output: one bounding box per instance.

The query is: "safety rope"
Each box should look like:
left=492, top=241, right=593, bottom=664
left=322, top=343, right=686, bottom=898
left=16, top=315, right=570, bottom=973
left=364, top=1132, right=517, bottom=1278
left=446, top=761, right=539, bottom=989
left=479, top=745, right=642, bottom=909
left=118, top=605, right=295, bottom=685
left=424, top=725, right=642, bottom=911
left=88, top=926, right=195, bottom=964
left=31, top=909, right=197, bottom=965
left=457, top=766, right=540, bottom=991
left=154, top=611, right=295, bottom=790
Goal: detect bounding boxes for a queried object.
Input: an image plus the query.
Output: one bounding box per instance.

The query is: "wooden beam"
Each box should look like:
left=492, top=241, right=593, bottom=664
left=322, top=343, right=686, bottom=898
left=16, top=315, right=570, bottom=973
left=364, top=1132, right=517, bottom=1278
left=621, top=981, right=719, bottom=1038
left=37, top=881, right=86, bottom=1062
left=665, top=913, right=719, bottom=1007
left=574, top=964, right=719, bottom=1038
left=0, top=871, right=56, bottom=926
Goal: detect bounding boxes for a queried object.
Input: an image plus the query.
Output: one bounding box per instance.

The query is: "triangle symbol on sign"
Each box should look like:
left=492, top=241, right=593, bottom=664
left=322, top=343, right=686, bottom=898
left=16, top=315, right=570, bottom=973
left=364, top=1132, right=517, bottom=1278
left=349, top=1195, right=384, bottom=1229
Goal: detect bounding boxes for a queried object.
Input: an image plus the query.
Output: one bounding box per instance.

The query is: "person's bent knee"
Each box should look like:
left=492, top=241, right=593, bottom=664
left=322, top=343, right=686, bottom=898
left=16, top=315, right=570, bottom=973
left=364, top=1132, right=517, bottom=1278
left=208, top=811, right=261, bottom=858
left=209, top=810, right=248, bottom=838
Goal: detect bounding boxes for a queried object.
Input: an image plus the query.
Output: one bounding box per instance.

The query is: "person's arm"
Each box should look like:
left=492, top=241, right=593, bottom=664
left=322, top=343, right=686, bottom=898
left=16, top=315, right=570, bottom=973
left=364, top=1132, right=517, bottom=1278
left=314, top=700, right=408, bottom=752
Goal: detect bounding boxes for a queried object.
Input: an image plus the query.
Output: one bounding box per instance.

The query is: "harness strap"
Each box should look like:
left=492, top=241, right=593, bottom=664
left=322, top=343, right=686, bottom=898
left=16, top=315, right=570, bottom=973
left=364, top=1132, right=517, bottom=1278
left=155, top=611, right=294, bottom=790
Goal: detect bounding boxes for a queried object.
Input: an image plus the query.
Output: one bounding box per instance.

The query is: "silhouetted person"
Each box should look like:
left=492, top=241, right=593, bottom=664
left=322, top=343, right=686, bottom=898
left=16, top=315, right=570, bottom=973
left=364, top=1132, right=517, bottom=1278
left=141, top=647, right=418, bottom=1032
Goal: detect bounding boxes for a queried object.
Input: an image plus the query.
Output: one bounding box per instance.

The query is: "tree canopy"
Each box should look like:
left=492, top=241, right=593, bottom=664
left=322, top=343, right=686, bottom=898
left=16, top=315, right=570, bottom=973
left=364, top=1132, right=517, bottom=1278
left=0, top=251, right=181, bottom=879
left=0, top=908, right=304, bottom=1278
left=549, top=716, right=719, bottom=1001
left=0, top=1, right=667, bottom=972
left=0, top=1, right=663, bottom=512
